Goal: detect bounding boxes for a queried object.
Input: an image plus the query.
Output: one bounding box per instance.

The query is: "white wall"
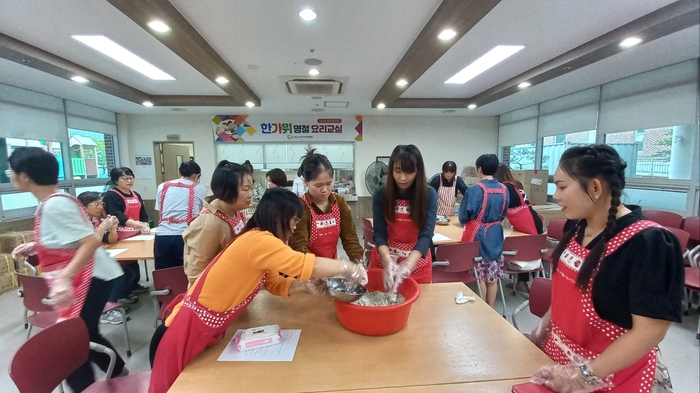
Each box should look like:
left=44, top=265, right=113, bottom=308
left=116, top=114, right=499, bottom=199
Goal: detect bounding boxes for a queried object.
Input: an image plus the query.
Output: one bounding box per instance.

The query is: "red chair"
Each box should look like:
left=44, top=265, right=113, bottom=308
left=150, top=266, right=189, bottom=326
left=360, top=224, right=375, bottom=264
left=511, top=277, right=553, bottom=331
left=432, top=241, right=483, bottom=299
left=664, top=227, right=690, bottom=255
left=545, top=219, right=566, bottom=241
left=361, top=216, right=373, bottom=230
left=682, top=216, right=700, bottom=250
left=9, top=318, right=150, bottom=393
left=16, top=273, right=132, bottom=356
left=502, top=234, right=548, bottom=295
left=643, top=209, right=683, bottom=228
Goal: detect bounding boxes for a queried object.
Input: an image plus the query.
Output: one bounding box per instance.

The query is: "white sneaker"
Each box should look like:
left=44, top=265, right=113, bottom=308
left=99, top=310, right=123, bottom=325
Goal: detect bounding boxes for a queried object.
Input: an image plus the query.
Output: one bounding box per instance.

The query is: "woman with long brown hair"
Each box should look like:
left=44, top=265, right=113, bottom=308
left=370, top=145, right=437, bottom=289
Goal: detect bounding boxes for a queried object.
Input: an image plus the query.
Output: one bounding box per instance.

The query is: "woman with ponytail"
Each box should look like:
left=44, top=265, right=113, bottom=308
left=528, top=144, right=683, bottom=393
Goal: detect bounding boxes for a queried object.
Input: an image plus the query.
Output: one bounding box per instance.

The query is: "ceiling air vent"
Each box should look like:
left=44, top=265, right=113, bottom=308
left=285, top=79, right=343, bottom=95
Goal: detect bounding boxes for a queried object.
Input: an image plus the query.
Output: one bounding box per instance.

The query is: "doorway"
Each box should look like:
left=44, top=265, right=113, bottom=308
left=153, top=142, right=195, bottom=185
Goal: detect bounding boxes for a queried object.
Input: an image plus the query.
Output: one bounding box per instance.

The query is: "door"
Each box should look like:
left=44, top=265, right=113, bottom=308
left=154, top=143, right=194, bottom=185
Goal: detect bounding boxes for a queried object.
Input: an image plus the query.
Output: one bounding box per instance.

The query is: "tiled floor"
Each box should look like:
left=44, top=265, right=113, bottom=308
left=1, top=235, right=698, bottom=392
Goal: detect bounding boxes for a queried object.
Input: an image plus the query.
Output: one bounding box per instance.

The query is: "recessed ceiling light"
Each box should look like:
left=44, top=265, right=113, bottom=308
left=72, top=35, right=175, bottom=80
left=442, top=109, right=456, bottom=114
left=304, top=58, right=322, bottom=66
left=312, top=96, right=322, bottom=100
left=377, top=103, right=386, bottom=109
left=311, top=108, right=325, bottom=112
left=468, top=104, right=477, bottom=109
left=147, top=20, right=171, bottom=32
left=71, top=76, right=89, bottom=83
left=619, top=37, right=642, bottom=48
left=215, top=76, right=229, bottom=84
left=445, top=45, right=524, bottom=84
left=396, top=79, right=408, bottom=87
left=299, top=8, right=317, bottom=21
left=438, top=29, right=457, bottom=40
left=171, top=108, right=187, bottom=112
left=142, top=101, right=154, bottom=107
left=518, top=82, right=531, bottom=88
left=308, top=69, right=320, bottom=76
left=246, top=102, right=255, bottom=107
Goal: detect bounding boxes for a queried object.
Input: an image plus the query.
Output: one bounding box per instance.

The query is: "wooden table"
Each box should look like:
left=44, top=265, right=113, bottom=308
left=104, top=238, right=155, bottom=260
left=368, top=216, right=528, bottom=245
left=329, top=378, right=529, bottom=392
left=170, top=283, right=550, bottom=393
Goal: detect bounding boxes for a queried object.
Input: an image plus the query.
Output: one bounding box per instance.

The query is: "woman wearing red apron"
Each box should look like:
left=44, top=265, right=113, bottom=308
left=528, top=145, right=683, bottom=393
left=149, top=188, right=367, bottom=393
left=183, top=161, right=252, bottom=285
left=370, top=145, right=437, bottom=290
left=430, top=161, right=468, bottom=217
left=290, top=149, right=364, bottom=262
left=103, top=167, right=150, bottom=303
left=458, top=154, right=509, bottom=308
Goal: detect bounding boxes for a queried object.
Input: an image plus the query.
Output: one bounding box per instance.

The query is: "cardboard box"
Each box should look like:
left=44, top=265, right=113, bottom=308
left=511, top=170, right=549, bottom=206
left=532, top=204, right=567, bottom=231
left=0, top=272, right=18, bottom=294
left=0, top=232, right=24, bottom=254
left=0, top=254, right=15, bottom=276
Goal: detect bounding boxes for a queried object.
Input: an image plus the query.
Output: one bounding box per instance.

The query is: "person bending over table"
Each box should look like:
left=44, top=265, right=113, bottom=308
left=183, top=160, right=252, bottom=285
left=370, top=144, right=437, bottom=289
left=290, top=148, right=364, bottom=263
left=528, top=144, right=683, bottom=393
left=148, top=188, right=367, bottom=393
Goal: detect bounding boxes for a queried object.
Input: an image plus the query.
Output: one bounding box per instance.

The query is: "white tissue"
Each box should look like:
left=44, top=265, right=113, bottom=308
left=455, top=291, right=475, bottom=304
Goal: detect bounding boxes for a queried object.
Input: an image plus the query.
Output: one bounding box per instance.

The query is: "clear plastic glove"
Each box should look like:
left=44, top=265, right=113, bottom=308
left=382, top=254, right=398, bottom=292
left=338, top=259, right=368, bottom=285
left=388, top=262, right=413, bottom=295
left=304, top=278, right=328, bottom=296
left=139, top=222, right=151, bottom=235
left=531, top=355, right=613, bottom=393
left=47, top=277, right=74, bottom=311
left=525, top=312, right=552, bottom=347
left=12, top=242, right=36, bottom=260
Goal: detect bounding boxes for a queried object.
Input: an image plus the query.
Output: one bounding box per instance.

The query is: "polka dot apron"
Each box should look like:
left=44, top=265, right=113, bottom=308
left=301, top=194, right=342, bottom=259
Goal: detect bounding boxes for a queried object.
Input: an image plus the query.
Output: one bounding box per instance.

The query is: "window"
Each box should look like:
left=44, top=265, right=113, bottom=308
left=542, top=130, right=596, bottom=195
left=1, top=137, right=65, bottom=184
left=604, top=126, right=695, bottom=180
left=501, top=143, right=536, bottom=170
left=68, top=129, right=115, bottom=179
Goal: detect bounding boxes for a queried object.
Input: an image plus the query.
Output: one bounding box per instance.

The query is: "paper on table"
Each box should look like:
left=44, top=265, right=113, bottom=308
left=150, top=227, right=158, bottom=233
left=122, top=235, right=155, bottom=241
left=106, top=249, right=128, bottom=258
left=218, top=329, right=301, bottom=362
left=432, top=233, right=452, bottom=242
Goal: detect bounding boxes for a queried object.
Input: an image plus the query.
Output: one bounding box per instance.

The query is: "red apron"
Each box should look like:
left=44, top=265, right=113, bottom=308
left=369, top=199, right=432, bottom=284
left=301, top=194, right=341, bottom=259
left=461, top=182, right=508, bottom=243
left=35, top=194, right=94, bottom=320
left=437, top=177, right=457, bottom=216
left=149, top=250, right=268, bottom=393
left=158, top=181, right=197, bottom=226
left=199, top=207, right=246, bottom=239
left=109, top=189, right=143, bottom=240
left=503, top=181, right=538, bottom=235
left=543, top=220, right=663, bottom=392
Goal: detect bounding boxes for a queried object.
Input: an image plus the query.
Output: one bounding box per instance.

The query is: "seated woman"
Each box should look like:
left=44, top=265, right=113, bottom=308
left=149, top=188, right=367, bottom=392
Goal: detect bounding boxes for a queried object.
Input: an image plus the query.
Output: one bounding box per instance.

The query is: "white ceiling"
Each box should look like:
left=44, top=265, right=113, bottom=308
left=0, top=0, right=697, bottom=117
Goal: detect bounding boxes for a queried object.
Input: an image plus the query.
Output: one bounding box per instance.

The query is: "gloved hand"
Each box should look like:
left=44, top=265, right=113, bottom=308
left=304, top=278, right=328, bottom=296
left=47, top=277, right=74, bottom=311
left=524, top=312, right=552, bottom=347
left=338, top=259, right=368, bottom=285
left=531, top=355, right=612, bottom=393
left=105, top=215, right=119, bottom=229
left=139, top=222, right=151, bottom=235
left=382, top=254, right=398, bottom=292
left=388, top=262, right=413, bottom=294
left=12, top=242, right=36, bottom=260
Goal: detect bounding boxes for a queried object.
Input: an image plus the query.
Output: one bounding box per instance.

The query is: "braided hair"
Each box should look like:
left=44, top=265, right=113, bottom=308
left=550, top=144, right=627, bottom=289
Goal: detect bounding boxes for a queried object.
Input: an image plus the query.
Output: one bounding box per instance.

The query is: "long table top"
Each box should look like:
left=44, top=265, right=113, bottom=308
left=104, top=238, right=154, bottom=260
left=170, top=283, right=550, bottom=393
left=368, top=215, right=528, bottom=245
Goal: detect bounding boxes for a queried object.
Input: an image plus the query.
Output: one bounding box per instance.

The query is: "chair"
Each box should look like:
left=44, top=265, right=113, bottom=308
left=545, top=219, right=566, bottom=241
left=664, top=227, right=690, bottom=255
left=361, top=216, right=373, bottom=230
left=9, top=318, right=150, bottom=393
left=360, top=224, right=375, bottom=263
left=643, top=209, right=683, bottom=228
left=16, top=273, right=132, bottom=356
left=502, top=234, right=548, bottom=295
left=432, top=241, right=483, bottom=299
left=682, top=216, right=700, bottom=250
left=150, top=266, right=189, bottom=326
left=511, top=277, right=553, bottom=331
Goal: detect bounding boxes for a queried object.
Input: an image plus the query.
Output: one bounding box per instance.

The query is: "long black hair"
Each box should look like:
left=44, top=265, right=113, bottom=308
left=243, top=188, right=303, bottom=240
left=383, top=144, right=428, bottom=226
left=550, top=144, right=627, bottom=289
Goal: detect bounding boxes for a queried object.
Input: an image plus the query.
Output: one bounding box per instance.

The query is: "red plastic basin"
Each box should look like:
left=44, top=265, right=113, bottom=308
left=333, top=268, right=421, bottom=336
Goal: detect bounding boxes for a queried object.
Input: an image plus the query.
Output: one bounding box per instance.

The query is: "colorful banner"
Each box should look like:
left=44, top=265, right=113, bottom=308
left=213, top=115, right=363, bottom=142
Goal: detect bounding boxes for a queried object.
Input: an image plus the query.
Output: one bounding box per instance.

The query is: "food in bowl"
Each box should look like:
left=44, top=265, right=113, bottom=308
left=326, top=277, right=367, bottom=303
left=436, top=215, right=450, bottom=226
left=351, top=290, right=406, bottom=306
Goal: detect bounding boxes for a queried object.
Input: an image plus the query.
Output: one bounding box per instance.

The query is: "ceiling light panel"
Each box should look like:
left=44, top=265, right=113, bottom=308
left=71, top=76, right=89, bottom=83
left=299, top=9, right=316, bottom=21
left=619, top=37, right=643, bottom=48
left=445, top=45, right=524, bottom=85
left=215, top=76, right=229, bottom=84
left=438, top=29, right=457, bottom=40
left=148, top=20, right=171, bottom=32
left=72, top=35, right=175, bottom=80
left=324, top=101, right=349, bottom=108
left=518, top=82, right=531, bottom=88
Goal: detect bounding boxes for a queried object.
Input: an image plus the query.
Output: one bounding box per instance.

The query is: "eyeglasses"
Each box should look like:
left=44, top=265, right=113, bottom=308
left=293, top=217, right=301, bottom=224
left=90, top=201, right=105, bottom=207
left=119, top=176, right=135, bottom=182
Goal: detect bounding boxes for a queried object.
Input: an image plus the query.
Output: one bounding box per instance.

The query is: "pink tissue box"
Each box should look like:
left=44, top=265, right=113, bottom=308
left=234, top=324, right=283, bottom=351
